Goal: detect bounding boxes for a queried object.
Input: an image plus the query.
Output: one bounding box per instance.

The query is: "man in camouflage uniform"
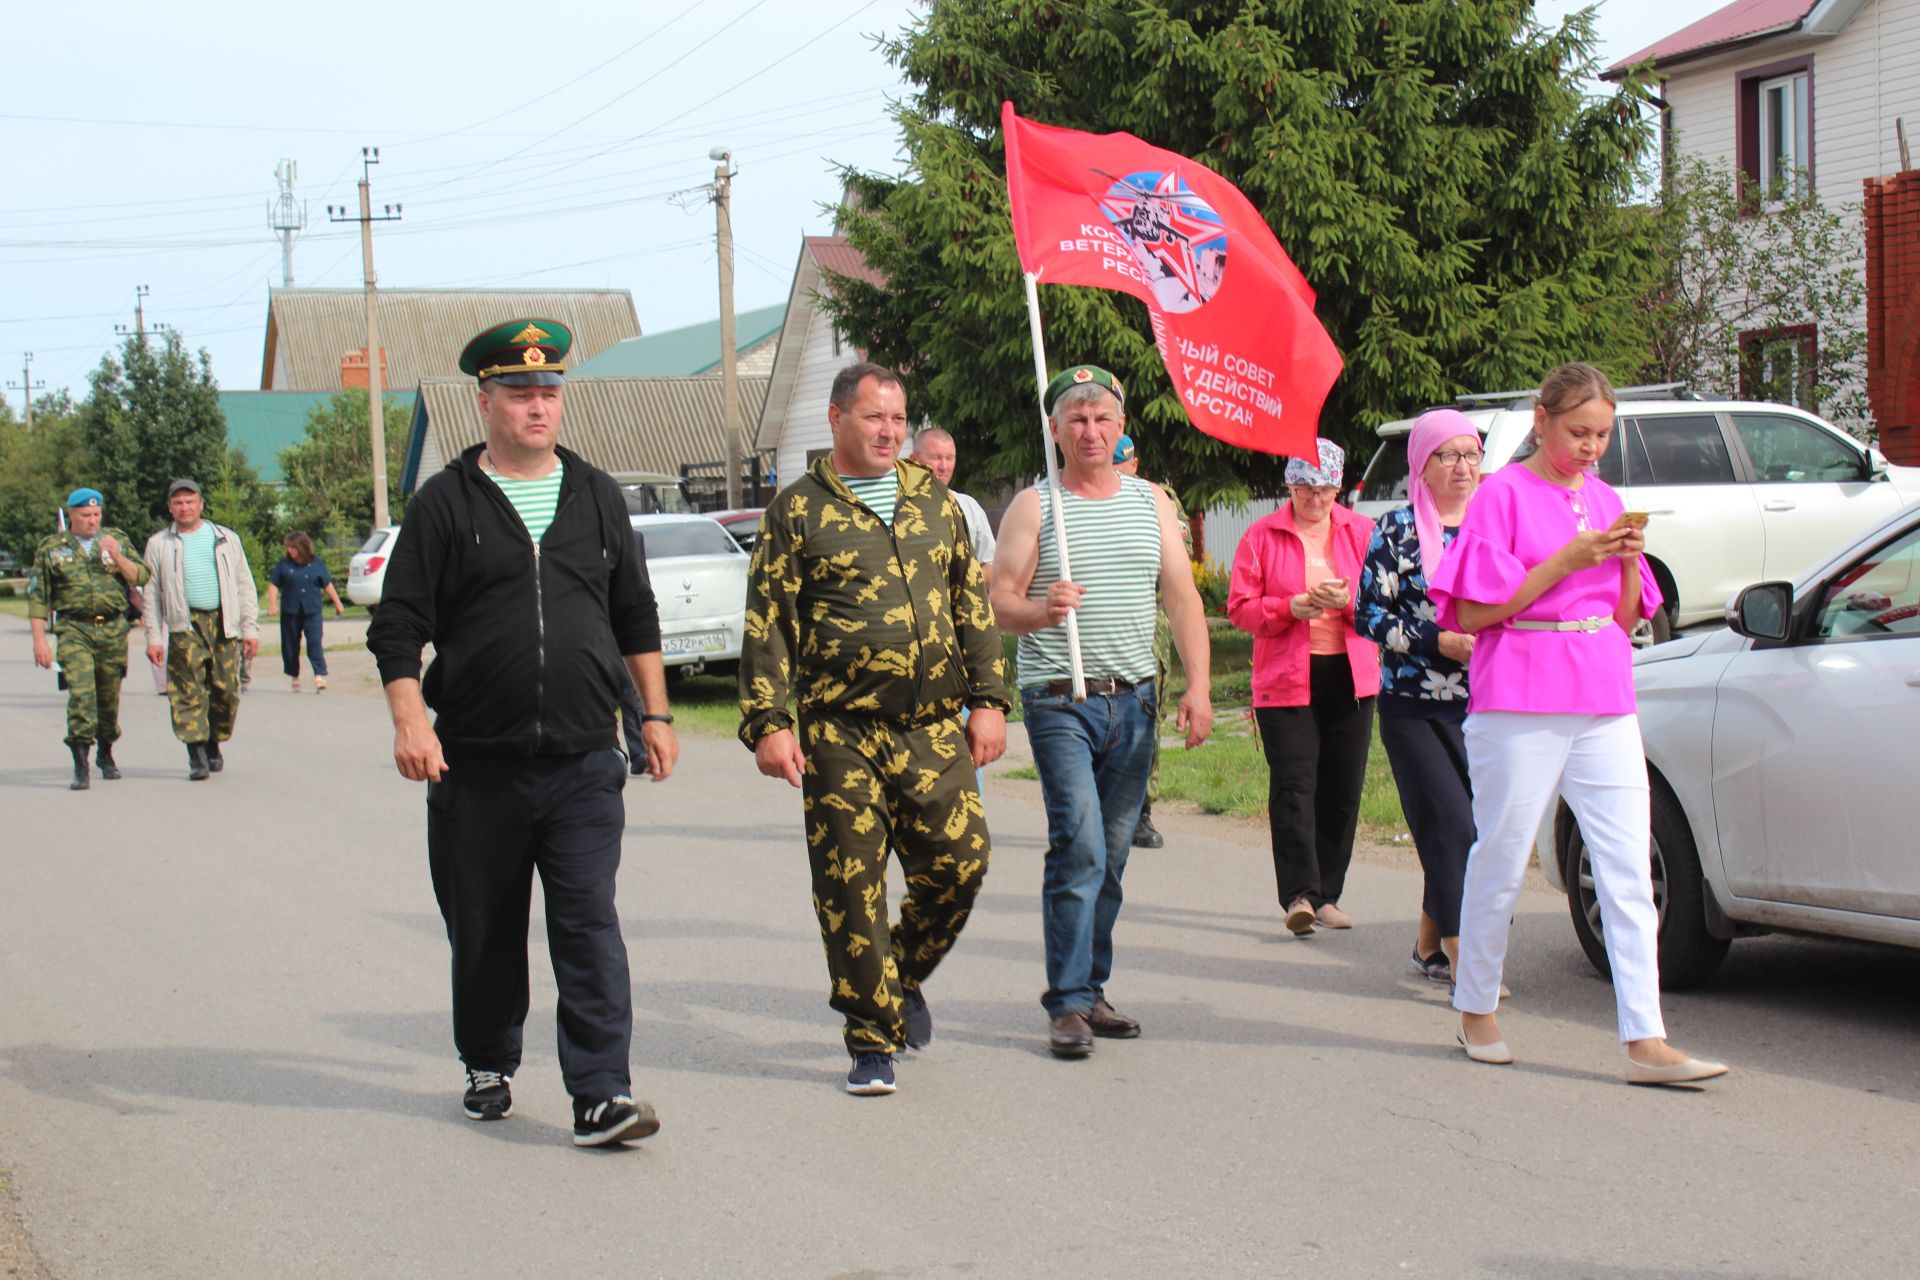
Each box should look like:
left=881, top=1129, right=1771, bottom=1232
left=28, top=488, right=151, bottom=790
left=1114, top=435, right=1192, bottom=848
left=142, top=479, right=259, bottom=780
left=740, top=362, right=1010, bottom=1097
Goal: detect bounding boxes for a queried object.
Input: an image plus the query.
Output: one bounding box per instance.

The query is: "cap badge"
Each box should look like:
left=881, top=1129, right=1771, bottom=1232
left=510, top=323, right=551, bottom=345
left=1073, top=368, right=1093, bottom=383
left=523, top=346, right=546, bottom=365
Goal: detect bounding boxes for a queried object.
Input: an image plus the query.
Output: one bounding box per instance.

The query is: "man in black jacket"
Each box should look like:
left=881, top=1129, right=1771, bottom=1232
left=367, top=317, right=678, bottom=1148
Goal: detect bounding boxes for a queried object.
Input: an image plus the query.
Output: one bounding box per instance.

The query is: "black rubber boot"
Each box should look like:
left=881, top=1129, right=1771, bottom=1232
left=96, top=742, right=122, bottom=781
left=205, top=739, right=224, bottom=773
left=187, top=742, right=211, bottom=781
left=69, top=743, right=91, bottom=791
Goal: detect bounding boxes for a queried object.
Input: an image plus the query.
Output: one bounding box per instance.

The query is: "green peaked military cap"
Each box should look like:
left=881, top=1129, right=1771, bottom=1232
left=1045, top=364, right=1125, bottom=414
left=459, top=317, right=572, bottom=386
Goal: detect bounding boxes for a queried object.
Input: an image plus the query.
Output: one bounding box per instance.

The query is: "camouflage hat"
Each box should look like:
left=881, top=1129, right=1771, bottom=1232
left=459, top=317, right=572, bottom=386
left=1045, top=364, right=1125, bottom=415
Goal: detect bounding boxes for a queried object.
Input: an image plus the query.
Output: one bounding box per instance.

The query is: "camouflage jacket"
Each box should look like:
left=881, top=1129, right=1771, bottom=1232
left=27, top=527, right=149, bottom=626
left=738, top=457, right=1010, bottom=746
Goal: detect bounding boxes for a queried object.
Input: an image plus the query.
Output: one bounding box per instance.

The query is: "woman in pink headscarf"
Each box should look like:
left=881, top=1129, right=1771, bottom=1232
left=1356, top=410, right=1484, bottom=983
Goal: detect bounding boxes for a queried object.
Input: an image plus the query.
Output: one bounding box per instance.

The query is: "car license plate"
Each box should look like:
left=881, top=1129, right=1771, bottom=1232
left=662, top=631, right=726, bottom=655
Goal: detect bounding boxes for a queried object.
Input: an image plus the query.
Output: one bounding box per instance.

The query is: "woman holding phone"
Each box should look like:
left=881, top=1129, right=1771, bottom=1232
left=1427, top=362, right=1728, bottom=1085
left=1229, top=439, right=1381, bottom=935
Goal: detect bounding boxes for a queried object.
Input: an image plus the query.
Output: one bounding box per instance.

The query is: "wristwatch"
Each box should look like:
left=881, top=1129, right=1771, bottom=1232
left=639, top=712, right=674, bottom=725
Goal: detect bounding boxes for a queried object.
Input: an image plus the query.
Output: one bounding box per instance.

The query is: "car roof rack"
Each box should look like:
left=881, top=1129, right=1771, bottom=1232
left=1450, top=380, right=1697, bottom=412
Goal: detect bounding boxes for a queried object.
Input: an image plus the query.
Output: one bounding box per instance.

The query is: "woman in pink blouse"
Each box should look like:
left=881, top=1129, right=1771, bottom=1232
left=1426, top=363, right=1728, bottom=1086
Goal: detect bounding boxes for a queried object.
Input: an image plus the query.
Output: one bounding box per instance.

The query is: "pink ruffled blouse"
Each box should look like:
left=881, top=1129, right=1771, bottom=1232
left=1426, top=464, right=1662, bottom=715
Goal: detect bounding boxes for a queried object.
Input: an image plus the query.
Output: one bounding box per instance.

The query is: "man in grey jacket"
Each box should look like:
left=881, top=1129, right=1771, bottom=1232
left=143, top=478, right=260, bottom=780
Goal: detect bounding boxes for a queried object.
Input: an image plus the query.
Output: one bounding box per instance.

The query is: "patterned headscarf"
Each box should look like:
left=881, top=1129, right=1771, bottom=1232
left=1407, top=408, right=1478, bottom=575
left=1284, top=438, right=1344, bottom=488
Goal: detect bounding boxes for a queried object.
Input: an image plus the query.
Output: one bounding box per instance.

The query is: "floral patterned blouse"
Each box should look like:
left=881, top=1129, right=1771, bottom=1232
left=1356, top=506, right=1469, bottom=717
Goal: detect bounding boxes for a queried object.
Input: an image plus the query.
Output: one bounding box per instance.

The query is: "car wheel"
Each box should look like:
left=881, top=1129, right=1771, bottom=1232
left=1561, top=784, right=1730, bottom=989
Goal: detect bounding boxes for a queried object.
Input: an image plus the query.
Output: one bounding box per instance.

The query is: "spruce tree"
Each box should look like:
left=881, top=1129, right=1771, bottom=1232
left=78, top=329, right=228, bottom=541
left=826, top=0, right=1658, bottom=507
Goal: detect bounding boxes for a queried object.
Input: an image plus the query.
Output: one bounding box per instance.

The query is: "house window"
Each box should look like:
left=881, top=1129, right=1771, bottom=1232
left=1737, top=59, right=1813, bottom=201
left=1738, top=325, right=1818, bottom=407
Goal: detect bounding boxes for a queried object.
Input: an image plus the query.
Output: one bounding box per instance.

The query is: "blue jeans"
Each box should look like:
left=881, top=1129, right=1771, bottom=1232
left=1021, top=679, right=1157, bottom=1018
left=279, top=610, right=327, bottom=678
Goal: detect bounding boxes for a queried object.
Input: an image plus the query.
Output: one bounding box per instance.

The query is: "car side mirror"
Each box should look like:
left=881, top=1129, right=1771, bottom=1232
left=1729, top=581, right=1793, bottom=641
left=1868, top=448, right=1889, bottom=480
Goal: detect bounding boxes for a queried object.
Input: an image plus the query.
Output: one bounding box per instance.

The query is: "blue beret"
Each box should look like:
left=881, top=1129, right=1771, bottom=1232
left=65, top=488, right=103, bottom=509
left=1112, top=434, right=1136, bottom=464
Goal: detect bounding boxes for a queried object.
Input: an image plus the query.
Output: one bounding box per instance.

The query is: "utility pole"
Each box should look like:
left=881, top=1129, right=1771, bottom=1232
left=328, top=148, right=402, bottom=531
left=6, top=352, right=45, bottom=429
left=709, top=147, right=742, bottom=510
left=268, top=160, right=307, bottom=287
left=114, top=285, right=154, bottom=351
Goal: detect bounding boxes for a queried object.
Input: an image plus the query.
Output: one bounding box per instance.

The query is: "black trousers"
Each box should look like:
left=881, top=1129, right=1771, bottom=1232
left=1255, top=654, right=1376, bottom=909
left=1378, top=710, right=1474, bottom=938
left=427, top=749, right=632, bottom=1102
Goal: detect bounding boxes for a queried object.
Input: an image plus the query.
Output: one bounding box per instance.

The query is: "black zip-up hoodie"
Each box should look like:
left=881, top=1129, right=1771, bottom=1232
left=367, top=442, right=661, bottom=755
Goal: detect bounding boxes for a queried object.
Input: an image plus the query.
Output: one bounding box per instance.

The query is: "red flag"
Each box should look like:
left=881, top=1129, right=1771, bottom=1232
left=1002, top=102, right=1342, bottom=458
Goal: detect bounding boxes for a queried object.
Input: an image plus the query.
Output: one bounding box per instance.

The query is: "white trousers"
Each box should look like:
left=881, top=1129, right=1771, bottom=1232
left=1453, top=712, right=1666, bottom=1043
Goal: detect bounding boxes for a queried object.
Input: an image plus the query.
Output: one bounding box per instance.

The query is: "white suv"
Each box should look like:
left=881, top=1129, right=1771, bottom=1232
left=1350, top=395, right=1920, bottom=639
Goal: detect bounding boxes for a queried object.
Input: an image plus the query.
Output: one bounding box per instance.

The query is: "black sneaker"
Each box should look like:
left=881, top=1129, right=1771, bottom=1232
left=1411, top=947, right=1451, bottom=983
left=1132, top=808, right=1164, bottom=849
left=844, top=1052, right=896, bottom=1096
left=572, top=1095, right=659, bottom=1147
left=901, top=987, right=933, bottom=1050
left=462, top=1069, right=512, bottom=1121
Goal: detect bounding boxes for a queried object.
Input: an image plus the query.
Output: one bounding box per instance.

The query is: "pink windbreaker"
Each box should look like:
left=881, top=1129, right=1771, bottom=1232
left=1228, top=502, right=1382, bottom=708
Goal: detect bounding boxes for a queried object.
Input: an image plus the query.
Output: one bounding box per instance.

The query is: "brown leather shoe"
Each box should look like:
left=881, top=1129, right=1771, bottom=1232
left=1087, top=998, right=1140, bottom=1039
left=1048, top=1011, right=1095, bottom=1058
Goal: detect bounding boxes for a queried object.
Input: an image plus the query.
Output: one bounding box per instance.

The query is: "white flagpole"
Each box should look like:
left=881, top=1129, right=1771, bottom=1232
left=1022, top=270, right=1086, bottom=701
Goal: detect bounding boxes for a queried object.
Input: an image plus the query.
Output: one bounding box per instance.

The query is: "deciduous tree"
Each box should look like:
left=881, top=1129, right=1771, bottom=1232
left=278, top=390, right=411, bottom=539
left=76, top=330, right=228, bottom=542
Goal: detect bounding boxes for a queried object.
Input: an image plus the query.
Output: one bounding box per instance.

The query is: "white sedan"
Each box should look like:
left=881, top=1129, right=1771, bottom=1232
left=632, top=513, right=749, bottom=677
left=1540, top=500, right=1920, bottom=986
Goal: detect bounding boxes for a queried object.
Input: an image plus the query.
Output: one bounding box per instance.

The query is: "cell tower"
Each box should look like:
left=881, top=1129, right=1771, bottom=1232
left=268, top=160, right=307, bottom=287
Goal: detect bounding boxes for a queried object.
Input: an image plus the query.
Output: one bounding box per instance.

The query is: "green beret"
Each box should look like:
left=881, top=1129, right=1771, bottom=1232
left=459, top=317, right=572, bottom=386
left=1045, top=364, right=1125, bottom=415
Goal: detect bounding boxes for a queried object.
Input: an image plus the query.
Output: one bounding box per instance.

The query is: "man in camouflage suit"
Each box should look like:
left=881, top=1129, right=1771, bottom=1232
left=1114, top=435, right=1192, bottom=849
left=740, top=362, right=1010, bottom=1097
left=142, top=479, right=259, bottom=780
left=28, top=488, right=151, bottom=790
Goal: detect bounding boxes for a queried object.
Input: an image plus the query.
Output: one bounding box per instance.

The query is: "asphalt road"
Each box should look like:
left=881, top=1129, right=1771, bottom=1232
left=1, top=614, right=1916, bottom=1278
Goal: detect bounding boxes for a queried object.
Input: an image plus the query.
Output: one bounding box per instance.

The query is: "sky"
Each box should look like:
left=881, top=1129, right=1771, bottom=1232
left=2, top=0, right=1730, bottom=409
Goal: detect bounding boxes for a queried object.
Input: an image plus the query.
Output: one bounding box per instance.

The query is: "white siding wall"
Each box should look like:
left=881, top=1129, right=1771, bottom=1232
left=1198, top=499, right=1285, bottom=572
left=1661, top=0, right=1920, bottom=387
left=771, top=304, right=857, bottom=485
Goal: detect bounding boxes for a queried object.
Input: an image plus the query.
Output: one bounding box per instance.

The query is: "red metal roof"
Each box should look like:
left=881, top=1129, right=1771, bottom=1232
left=807, top=235, right=884, bottom=288
left=1605, top=0, right=1816, bottom=76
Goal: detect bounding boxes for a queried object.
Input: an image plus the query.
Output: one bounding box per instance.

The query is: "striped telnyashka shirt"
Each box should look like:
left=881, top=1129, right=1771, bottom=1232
left=485, top=465, right=565, bottom=544
left=1017, top=475, right=1161, bottom=686
left=839, top=472, right=900, bottom=526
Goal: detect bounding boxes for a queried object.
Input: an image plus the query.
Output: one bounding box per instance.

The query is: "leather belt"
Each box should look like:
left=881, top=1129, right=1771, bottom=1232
left=1510, top=615, right=1611, bottom=633
left=70, top=613, right=114, bottom=624
left=1040, top=676, right=1144, bottom=697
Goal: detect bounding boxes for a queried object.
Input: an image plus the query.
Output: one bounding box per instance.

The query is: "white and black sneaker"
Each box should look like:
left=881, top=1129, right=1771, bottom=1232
left=462, top=1069, right=512, bottom=1121
left=844, top=1051, right=897, bottom=1096
left=572, top=1095, right=659, bottom=1147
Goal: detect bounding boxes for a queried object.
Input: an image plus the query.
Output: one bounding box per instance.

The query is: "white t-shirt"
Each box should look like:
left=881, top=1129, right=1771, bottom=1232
left=950, top=490, right=996, bottom=565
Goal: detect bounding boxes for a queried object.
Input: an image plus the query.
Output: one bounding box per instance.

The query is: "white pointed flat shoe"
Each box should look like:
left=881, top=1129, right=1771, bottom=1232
left=1624, top=1053, right=1728, bottom=1086
left=1456, top=1017, right=1513, bottom=1065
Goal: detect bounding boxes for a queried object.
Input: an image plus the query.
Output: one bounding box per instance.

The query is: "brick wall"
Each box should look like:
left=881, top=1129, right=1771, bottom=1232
left=339, top=347, right=390, bottom=391
left=1865, top=172, right=1920, bottom=466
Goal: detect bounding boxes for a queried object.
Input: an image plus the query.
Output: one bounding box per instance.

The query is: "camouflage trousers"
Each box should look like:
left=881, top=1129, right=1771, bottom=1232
left=56, top=618, right=131, bottom=746
left=167, top=608, right=242, bottom=745
left=800, top=711, right=991, bottom=1055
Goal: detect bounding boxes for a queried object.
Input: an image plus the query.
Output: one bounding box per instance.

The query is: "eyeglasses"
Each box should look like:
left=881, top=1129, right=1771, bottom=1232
left=1432, top=450, right=1483, bottom=468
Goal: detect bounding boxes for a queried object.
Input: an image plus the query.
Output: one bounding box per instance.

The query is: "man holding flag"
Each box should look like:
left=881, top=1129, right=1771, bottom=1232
left=991, top=366, right=1213, bottom=1058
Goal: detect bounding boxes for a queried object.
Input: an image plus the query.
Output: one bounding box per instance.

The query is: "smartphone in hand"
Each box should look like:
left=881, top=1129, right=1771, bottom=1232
left=1612, top=511, right=1650, bottom=531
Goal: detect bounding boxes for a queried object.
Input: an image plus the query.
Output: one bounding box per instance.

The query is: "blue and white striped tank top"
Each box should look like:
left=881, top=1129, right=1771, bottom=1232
left=1017, top=475, right=1161, bottom=686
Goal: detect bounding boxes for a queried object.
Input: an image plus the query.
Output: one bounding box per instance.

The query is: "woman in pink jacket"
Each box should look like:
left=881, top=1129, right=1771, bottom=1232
left=1229, top=439, right=1382, bottom=936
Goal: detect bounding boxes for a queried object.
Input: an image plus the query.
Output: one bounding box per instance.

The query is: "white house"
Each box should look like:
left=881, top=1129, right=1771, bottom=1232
left=1605, top=0, right=1920, bottom=462
left=754, top=235, right=879, bottom=486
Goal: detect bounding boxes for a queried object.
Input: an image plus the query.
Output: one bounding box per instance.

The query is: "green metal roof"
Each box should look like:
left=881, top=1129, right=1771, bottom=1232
left=220, top=389, right=417, bottom=485
left=570, top=303, right=786, bottom=378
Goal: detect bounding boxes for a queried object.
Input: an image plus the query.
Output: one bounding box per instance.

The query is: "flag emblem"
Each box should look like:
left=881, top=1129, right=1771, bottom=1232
left=1096, top=169, right=1227, bottom=315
